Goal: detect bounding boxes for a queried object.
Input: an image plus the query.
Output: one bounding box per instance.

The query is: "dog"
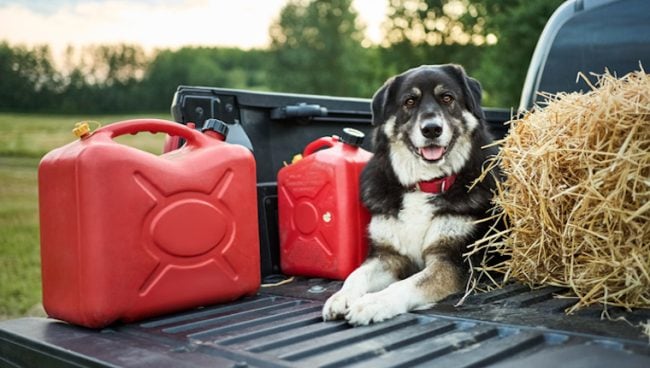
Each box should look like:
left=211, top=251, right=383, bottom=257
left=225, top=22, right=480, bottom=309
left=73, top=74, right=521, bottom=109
left=322, top=64, right=498, bottom=325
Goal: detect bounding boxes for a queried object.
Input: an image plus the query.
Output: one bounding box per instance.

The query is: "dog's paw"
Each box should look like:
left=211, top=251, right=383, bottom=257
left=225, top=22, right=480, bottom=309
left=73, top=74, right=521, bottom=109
left=323, top=290, right=359, bottom=321
left=345, top=292, right=407, bottom=326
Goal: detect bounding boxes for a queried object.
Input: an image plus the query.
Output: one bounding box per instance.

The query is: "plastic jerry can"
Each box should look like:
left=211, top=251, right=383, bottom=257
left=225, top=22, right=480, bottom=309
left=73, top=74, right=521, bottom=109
left=278, top=128, right=372, bottom=280
left=38, top=118, right=260, bottom=328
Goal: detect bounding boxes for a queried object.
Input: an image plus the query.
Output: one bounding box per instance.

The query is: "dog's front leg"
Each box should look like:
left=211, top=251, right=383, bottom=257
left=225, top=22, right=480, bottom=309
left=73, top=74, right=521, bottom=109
left=345, top=254, right=463, bottom=325
left=323, top=242, right=419, bottom=321
left=322, top=257, right=398, bottom=321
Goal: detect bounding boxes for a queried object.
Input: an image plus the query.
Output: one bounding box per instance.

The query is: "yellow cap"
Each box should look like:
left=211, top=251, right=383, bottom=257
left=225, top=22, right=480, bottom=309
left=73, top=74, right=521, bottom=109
left=291, top=153, right=303, bottom=164
left=72, top=122, right=91, bottom=138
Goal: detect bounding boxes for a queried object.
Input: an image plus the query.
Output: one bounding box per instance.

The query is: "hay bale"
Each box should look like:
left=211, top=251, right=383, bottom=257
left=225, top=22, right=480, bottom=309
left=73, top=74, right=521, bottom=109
left=470, top=70, right=650, bottom=313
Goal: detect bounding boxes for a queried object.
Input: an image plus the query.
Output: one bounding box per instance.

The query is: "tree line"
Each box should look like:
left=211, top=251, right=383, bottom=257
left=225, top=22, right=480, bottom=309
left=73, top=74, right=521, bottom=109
left=0, top=0, right=563, bottom=114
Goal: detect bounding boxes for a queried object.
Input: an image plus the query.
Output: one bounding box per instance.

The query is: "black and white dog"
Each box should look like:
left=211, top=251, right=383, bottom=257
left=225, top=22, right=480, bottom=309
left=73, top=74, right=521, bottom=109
left=322, top=64, right=498, bottom=325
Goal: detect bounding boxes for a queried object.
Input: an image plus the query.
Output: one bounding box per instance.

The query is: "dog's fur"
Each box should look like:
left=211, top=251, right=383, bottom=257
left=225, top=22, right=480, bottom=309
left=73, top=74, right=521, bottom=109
left=322, top=64, right=498, bottom=325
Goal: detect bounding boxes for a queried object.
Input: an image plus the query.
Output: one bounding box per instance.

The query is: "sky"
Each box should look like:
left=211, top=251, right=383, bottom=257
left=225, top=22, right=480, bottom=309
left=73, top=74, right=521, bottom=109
left=0, top=0, right=387, bottom=59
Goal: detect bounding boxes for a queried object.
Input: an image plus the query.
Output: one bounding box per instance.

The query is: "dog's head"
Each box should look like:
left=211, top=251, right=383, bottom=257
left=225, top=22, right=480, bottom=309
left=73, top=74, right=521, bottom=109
left=371, top=64, right=485, bottom=184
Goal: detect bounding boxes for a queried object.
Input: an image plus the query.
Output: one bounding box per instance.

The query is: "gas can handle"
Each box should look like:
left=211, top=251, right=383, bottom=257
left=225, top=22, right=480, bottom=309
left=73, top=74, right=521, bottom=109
left=99, top=119, right=209, bottom=147
left=303, top=136, right=337, bottom=156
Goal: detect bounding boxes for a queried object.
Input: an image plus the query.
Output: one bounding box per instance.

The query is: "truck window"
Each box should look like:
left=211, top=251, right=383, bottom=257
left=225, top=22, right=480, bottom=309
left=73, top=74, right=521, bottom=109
left=536, top=0, right=650, bottom=103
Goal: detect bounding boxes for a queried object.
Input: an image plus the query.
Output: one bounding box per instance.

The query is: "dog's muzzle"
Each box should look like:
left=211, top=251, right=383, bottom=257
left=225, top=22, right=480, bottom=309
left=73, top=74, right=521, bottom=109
left=420, top=120, right=443, bottom=139
left=415, top=119, right=448, bottom=161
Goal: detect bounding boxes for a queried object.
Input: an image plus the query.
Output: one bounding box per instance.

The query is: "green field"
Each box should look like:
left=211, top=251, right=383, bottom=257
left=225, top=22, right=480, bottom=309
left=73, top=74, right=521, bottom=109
left=0, top=112, right=170, bottom=319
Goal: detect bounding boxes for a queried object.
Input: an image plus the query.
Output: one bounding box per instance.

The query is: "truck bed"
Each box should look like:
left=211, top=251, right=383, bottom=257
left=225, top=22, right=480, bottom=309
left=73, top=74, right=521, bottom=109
left=5, top=6, right=650, bottom=360
left=2, top=279, right=649, bottom=367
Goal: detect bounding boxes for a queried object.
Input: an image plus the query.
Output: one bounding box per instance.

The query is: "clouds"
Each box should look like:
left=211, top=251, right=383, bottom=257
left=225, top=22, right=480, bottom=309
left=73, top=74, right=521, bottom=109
left=0, top=0, right=187, bottom=14
left=0, top=0, right=286, bottom=54
left=0, top=0, right=386, bottom=64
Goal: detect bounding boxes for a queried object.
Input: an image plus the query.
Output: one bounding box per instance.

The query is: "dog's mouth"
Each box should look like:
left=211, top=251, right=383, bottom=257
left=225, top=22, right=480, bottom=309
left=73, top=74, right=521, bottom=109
left=418, top=145, right=447, bottom=162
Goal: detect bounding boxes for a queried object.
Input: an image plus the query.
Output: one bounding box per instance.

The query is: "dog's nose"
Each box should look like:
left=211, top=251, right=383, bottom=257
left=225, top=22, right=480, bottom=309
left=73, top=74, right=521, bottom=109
left=420, top=121, right=443, bottom=139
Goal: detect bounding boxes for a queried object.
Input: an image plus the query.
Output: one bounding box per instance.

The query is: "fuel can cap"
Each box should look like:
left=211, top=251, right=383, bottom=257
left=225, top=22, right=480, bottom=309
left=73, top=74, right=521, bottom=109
left=201, top=118, right=230, bottom=138
left=340, top=127, right=365, bottom=146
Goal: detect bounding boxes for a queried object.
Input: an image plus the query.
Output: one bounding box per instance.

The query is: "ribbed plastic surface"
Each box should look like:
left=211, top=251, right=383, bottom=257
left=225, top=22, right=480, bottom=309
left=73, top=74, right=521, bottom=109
left=3, top=283, right=648, bottom=368
left=132, top=294, right=650, bottom=368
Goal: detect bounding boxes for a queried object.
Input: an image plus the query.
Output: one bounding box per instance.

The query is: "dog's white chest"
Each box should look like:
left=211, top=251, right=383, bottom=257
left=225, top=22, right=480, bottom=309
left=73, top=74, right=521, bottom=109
left=368, top=192, right=475, bottom=266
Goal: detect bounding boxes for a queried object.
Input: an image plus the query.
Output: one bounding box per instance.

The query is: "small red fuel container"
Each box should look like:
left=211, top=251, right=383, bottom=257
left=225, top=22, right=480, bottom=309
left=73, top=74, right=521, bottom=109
left=278, top=128, right=372, bottom=280
left=38, top=118, right=260, bottom=328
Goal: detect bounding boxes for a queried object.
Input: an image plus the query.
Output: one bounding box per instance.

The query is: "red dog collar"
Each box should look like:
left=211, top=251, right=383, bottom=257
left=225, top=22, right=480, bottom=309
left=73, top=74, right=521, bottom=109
left=416, top=175, right=457, bottom=194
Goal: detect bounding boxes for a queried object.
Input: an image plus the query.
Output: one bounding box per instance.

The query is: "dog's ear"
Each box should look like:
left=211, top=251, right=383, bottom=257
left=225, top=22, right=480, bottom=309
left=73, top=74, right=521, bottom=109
left=445, top=64, right=485, bottom=120
left=371, top=77, right=395, bottom=126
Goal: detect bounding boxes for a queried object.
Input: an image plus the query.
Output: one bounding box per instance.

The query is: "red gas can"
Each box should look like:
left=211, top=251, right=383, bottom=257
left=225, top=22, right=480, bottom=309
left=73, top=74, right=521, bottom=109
left=38, top=119, right=260, bottom=328
left=278, top=128, right=372, bottom=280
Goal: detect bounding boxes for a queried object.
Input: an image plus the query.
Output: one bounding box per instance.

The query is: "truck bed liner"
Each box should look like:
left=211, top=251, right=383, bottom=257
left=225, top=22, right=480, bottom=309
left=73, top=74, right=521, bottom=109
left=2, top=279, right=649, bottom=367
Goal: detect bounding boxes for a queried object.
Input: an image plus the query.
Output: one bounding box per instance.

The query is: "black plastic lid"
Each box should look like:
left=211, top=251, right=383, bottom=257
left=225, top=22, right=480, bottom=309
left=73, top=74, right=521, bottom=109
left=339, top=127, right=365, bottom=146
left=201, top=118, right=229, bottom=137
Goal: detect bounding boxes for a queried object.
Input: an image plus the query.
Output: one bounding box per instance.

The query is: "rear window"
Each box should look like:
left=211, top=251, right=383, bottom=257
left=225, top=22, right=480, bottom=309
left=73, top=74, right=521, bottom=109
left=537, top=0, right=650, bottom=100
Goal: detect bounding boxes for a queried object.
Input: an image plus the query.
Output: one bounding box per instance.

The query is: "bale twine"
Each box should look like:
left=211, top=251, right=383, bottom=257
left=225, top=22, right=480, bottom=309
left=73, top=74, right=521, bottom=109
left=470, top=70, right=650, bottom=313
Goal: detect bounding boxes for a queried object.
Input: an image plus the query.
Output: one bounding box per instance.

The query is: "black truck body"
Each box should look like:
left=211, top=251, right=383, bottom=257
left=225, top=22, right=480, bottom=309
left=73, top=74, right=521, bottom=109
left=2, top=0, right=650, bottom=366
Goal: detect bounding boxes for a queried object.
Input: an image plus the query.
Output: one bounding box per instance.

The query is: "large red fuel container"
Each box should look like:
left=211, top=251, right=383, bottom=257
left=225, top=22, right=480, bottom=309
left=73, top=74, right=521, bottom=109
left=278, top=128, right=372, bottom=280
left=38, top=118, right=260, bottom=328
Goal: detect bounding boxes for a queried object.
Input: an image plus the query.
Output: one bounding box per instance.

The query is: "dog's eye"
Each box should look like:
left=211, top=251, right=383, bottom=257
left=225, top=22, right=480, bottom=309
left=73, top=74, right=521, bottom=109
left=441, top=94, right=454, bottom=105
left=404, top=97, right=416, bottom=107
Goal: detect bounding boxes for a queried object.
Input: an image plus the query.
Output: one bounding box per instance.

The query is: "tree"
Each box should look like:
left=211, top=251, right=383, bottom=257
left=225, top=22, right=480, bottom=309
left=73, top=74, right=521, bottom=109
left=473, top=0, right=564, bottom=108
left=142, top=47, right=271, bottom=111
left=55, top=44, right=150, bottom=113
left=0, top=42, right=59, bottom=111
left=268, top=0, right=377, bottom=97
left=380, top=0, right=563, bottom=107
left=383, top=0, right=487, bottom=46
left=379, top=0, right=488, bottom=80
left=0, top=42, right=275, bottom=114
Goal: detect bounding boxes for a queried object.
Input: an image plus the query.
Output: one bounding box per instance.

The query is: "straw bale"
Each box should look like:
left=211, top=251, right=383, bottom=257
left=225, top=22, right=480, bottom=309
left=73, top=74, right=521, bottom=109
left=468, top=70, right=650, bottom=313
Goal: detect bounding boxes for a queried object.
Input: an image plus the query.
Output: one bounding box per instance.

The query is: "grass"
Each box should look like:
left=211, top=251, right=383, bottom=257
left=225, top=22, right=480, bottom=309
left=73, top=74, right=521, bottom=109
left=0, top=112, right=170, bottom=319
left=0, top=156, right=42, bottom=319
left=0, top=113, right=171, bottom=158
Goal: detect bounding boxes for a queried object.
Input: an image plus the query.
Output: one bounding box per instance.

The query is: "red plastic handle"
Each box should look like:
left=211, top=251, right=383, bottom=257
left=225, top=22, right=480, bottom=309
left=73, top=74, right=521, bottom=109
left=303, top=136, right=337, bottom=156
left=96, top=119, right=209, bottom=148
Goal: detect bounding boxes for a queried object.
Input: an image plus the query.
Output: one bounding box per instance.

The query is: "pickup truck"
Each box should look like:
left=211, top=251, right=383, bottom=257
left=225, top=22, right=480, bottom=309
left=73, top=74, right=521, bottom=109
left=2, top=0, right=649, bottom=366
